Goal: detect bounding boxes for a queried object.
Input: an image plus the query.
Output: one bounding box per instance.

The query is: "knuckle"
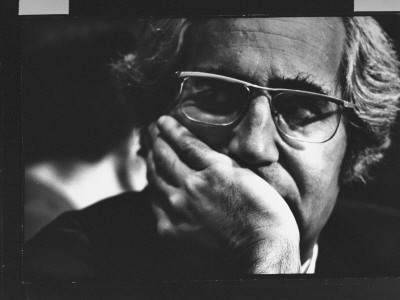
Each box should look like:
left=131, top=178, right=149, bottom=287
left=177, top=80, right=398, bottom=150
left=157, top=219, right=175, bottom=238
left=183, top=174, right=200, bottom=194
left=153, top=147, right=176, bottom=172
left=180, top=139, right=196, bottom=156
left=207, top=162, right=230, bottom=177
left=215, top=154, right=233, bottom=166
left=152, top=146, right=168, bottom=164
left=169, top=193, right=183, bottom=208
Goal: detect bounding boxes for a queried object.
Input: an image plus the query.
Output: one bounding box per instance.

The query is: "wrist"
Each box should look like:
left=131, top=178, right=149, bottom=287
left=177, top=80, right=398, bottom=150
left=249, top=237, right=301, bottom=274
left=223, top=226, right=301, bottom=274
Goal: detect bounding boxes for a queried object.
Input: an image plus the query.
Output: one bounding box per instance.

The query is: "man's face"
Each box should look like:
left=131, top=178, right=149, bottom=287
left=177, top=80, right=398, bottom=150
left=169, top=18, right=347, bottom=260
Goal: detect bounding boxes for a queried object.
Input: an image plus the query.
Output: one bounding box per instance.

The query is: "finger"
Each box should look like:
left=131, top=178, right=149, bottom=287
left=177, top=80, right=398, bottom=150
left=151, top=202, right=224, bottom=250
left=148, top=119, right=192, bottom=186
left=146, top=150, right=177, bottom=193
left=151, top=131, right=192, bottom=187
left=152, top=202, right=176, bottom=238
left=147, top=121, right=159, bottom=148
left=147, top=151, right=195, bottom=222
left=151, top=201, right=200, bottom=237
left=157, top=116, right=233, bottom=170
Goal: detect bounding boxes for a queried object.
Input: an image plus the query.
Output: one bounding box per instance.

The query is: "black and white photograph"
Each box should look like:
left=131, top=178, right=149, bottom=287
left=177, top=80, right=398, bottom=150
left=4, top=2, right=400, bottom=298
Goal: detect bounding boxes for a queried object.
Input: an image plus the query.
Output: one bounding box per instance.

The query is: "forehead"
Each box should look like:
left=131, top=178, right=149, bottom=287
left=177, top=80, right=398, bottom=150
left=186, top=18, right=346, bottom=92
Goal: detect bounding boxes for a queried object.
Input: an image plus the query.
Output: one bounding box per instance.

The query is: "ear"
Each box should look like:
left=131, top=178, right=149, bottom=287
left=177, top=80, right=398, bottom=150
left=138, top=124, right=152, bottom=158
left=128, top=152, right=148, bottom=191
left=117, top=127, right=148, bottom=191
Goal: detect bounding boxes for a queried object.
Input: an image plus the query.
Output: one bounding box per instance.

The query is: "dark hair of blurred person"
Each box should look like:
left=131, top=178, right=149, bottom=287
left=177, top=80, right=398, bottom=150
left=23, top=19, right=147, bottom=241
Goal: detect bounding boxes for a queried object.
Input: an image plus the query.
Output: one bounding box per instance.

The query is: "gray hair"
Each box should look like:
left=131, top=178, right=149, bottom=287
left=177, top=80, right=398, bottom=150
left=112, top=17, right=400, bottom=185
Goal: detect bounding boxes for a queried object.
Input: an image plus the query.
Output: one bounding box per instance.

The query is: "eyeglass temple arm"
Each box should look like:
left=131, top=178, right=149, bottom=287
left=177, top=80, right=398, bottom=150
left=176, top=71, right=355, bottom=109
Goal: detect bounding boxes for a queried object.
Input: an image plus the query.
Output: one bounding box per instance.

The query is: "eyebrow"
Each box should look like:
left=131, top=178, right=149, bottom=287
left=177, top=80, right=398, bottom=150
left=269, top=75, right=330, bottom=96
left=194, top=67, right=330, bottom=96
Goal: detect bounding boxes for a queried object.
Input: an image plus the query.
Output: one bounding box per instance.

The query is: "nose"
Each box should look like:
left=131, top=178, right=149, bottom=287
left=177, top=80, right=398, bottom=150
left=227, top=96, right=280, bottom=165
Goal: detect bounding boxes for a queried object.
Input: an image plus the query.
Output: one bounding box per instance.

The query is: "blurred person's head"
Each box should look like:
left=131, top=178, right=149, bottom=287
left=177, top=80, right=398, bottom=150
left=23, top=19, right=141, bottom=166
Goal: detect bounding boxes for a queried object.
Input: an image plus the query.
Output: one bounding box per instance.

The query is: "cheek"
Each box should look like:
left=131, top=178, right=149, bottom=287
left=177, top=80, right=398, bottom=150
left=299, top=143, right=346, bottom=205
left=295, top=122, right=347, bottom=194
left=292, top=124, right=347, bottom=226
left=304, top=143, right=345, bottom=185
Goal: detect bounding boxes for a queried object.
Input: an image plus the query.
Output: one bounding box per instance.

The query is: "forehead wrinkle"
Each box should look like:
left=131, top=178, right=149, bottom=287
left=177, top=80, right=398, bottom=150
left=240, top=17, right=345, bottom=34
left=201, top=27, right=343, bottom=71
left=215, top=17, right=344, bottom=38
left=214, top=43, right=332, bottom=68
left=267, top=17, right=344, bottom=32
left=227, top=29, right=333, bottom=56
left=207, top=43, right=339, bottom=92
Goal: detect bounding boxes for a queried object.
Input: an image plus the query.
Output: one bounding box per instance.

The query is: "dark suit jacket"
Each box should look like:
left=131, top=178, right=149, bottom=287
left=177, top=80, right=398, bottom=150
left=24, top=190, right=400, bottom=281
left=24, top=174, right=74, bottom=242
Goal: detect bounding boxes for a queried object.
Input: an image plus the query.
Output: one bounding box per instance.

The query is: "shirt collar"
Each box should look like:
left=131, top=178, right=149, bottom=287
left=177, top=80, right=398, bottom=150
left=300, top=243, right=319, bottom=274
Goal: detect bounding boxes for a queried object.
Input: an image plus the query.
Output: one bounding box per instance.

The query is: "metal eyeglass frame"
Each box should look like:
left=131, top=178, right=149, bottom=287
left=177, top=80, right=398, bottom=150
left=175, top=71, right=356, bottom=143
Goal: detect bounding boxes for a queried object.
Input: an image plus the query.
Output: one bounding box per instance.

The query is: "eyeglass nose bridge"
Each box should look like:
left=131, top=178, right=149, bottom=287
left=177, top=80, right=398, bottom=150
left=238, top=84, right=281, bottom=122
left=211, top=83, right=277, bottom=128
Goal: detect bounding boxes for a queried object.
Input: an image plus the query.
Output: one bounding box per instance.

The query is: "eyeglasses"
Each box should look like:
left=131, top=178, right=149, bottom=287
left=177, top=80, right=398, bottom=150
left=175, top=71, right=355, bottom=143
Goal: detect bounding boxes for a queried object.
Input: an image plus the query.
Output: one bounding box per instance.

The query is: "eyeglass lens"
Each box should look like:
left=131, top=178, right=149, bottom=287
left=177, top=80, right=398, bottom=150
left=179, top=76, right=341, bottom=142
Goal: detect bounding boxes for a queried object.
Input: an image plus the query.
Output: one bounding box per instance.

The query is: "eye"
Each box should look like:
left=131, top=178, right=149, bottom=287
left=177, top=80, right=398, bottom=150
left=189, top=83, right=231, bottom=113
left=180, top=77, right=248, bottom=124
left=273, top=93, right=339, bottom=128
